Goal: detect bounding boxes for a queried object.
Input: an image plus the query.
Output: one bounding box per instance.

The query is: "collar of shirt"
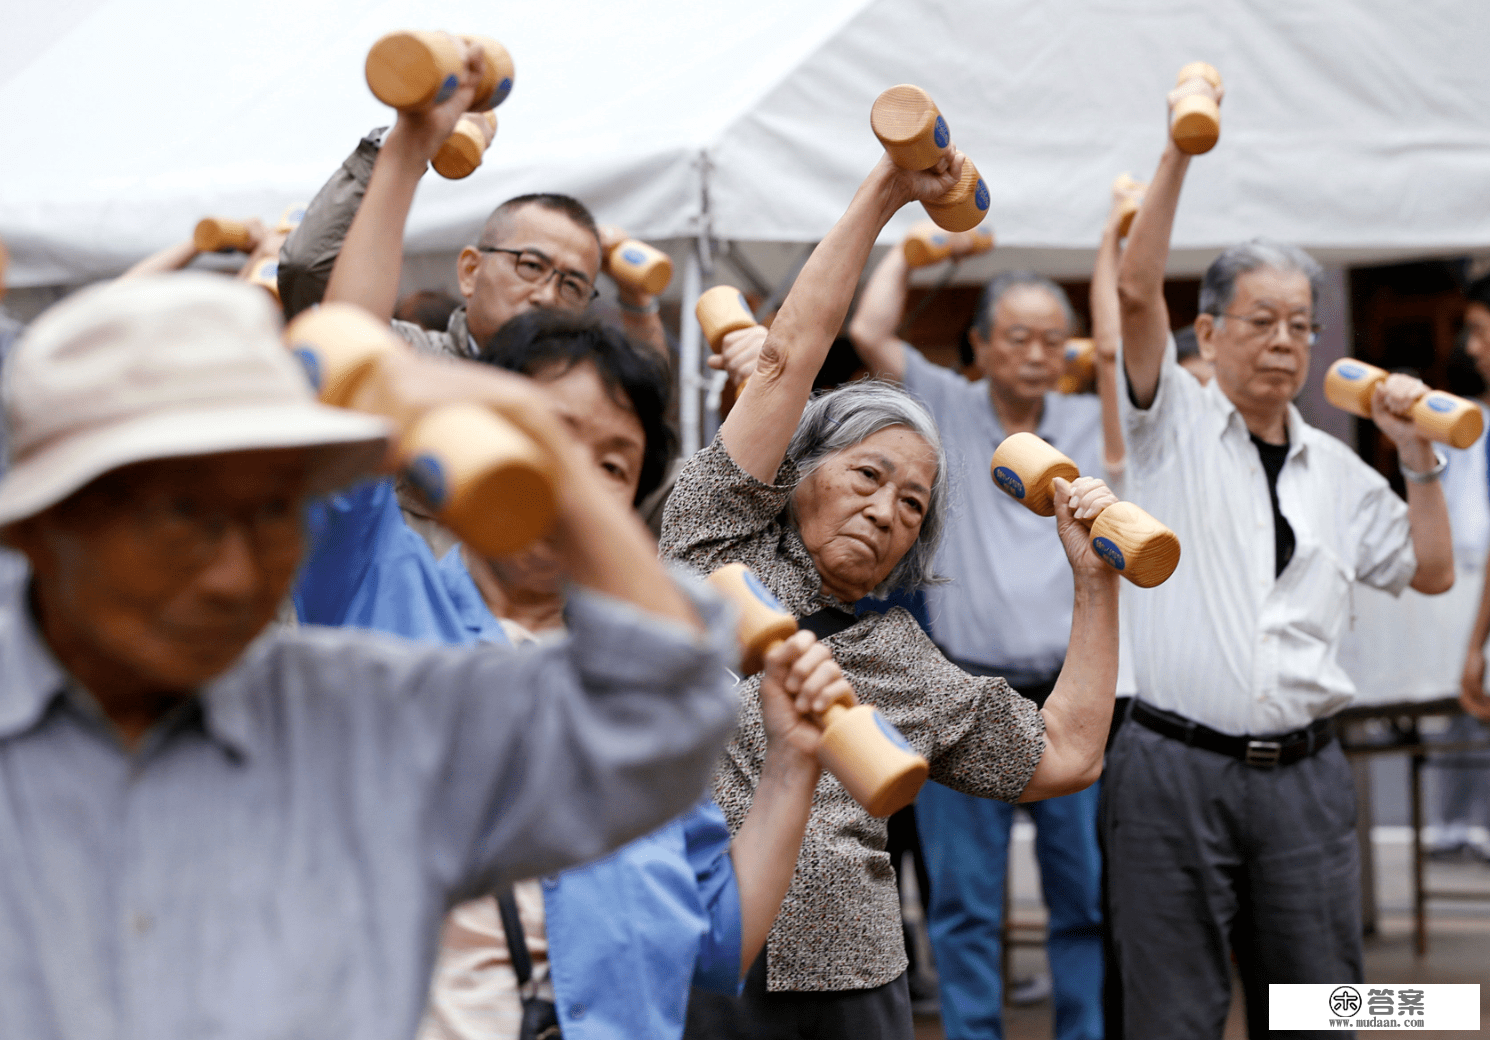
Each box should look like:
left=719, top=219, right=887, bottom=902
left=437, top=546, right=512, bottom=646
left=973, top=383, right=1070, bottom=452
left=1201, top=375, right=1310, bottom=469
left=0, top=572, right=261, bottom=760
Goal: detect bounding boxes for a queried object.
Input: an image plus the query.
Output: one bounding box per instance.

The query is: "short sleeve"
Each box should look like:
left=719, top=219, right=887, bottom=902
left=1118, top=333, right=1202, bottom=474
left=901, top=346, right=972, bottom=422
left=1348, top=465, right=1417, bottom=595
left=659, top=435, right=795, bottom=579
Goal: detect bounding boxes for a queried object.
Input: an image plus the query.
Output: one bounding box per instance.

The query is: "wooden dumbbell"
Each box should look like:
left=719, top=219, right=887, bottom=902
left=902, top=222, right=994, bottom=269
left=1324, top=358, right=1484, bottom=450
left=990, top=432, right=1181, bottom=587
left=194, top=218, right=253, bottom=253
left=1112, top=173, right=1145, bottom=239
left=871, top=84, right=989, bottom=233
left=365, top=31, right=514, bottom=113
left=1170, top=62, right=1223, bottom=155
left=433, top=110, right=498, bottom=180
left=275, top=205, right=306, bottom=235
left=706, top=563, right=930, bottom=818
left=284, top=303, right=558, bottom=556
left=696, top=285, right=758, bottom=392
left=601, top=230, right=673, bottom=295
left=1056, top=338, right=1096, bottom=395
left=245, top=257, right=281, bottom=303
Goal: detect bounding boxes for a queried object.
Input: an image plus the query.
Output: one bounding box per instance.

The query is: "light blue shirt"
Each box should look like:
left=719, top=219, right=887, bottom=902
left=296, top=478, right=744, bottom=1039
left=903, top=349, right=1104, bottom=673
left=0, top=527, right=737, bottom=1039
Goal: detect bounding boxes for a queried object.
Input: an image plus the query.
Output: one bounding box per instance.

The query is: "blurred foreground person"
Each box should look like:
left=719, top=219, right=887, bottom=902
left=0, top=275, right=739, bottom=1039
left=1107, top=82, right=1454, bottom=1040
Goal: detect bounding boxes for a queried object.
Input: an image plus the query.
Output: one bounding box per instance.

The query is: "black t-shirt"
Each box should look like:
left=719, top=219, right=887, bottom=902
left=1250, top=433, right=1296, bottom=578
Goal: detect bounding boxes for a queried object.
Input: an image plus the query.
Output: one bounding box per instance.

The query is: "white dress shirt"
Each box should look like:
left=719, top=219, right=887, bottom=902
left=1119, top=339, right=1417, bottom=735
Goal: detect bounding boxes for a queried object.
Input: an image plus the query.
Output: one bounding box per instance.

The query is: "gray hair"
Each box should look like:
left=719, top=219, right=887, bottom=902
left=973, top=270, right=1077, bottom=337
left=785, top=379, right=949, bottom=598
left=1199, top=239, right=1324, bottom=318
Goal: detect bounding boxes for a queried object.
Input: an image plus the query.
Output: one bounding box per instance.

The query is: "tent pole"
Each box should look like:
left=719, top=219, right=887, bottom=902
left=679, top=242, right=703, bottom=456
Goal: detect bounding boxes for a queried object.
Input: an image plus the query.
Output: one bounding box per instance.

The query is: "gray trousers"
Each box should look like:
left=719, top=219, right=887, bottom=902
left=1102, top=712, right=1363, bottom=1040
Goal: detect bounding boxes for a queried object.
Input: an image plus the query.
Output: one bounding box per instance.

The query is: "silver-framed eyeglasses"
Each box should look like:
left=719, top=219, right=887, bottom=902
left=476, top=247, right=599, bottom=307
left=1217, top=311, right=1322, bottom=347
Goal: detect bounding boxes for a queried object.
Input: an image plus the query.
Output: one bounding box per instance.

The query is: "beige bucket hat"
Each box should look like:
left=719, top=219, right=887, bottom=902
left=0, top=273, right=391, bottom=525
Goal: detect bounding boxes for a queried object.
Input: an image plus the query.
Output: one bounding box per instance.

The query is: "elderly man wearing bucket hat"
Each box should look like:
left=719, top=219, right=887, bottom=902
left=0, top=273, right=740, bottom=1039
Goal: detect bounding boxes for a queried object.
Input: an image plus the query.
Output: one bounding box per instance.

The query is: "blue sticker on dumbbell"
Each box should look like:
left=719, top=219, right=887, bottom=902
left=933, top=115, right=950, bottom=148
left=621, top=247, right=646, bottom=266
left=873, top=709, right=916, bottom=753
left=1065, top=343, right=1081, bottom=361
left=259, top=261, right=278, bottom=279
left=1092, top=536, right=1126, bottom=571
left=291, top=346, right=321, bottom=391
left=406, top=453, right=449, bottom=509
left=1337, top=362, right=1366, bottom=380
left=742, top=569, right=786, bottom=611
left=435, top=73, right=459, bottom=104
left=1425, top=395, right=1454, bottom=413
left=993, top=465, right=1025, bottom=499
left=974, top=179, right=990, bottom=211
left=492, top=76, right=512, bottom=106
left=931, top=234, right=947, bottom=246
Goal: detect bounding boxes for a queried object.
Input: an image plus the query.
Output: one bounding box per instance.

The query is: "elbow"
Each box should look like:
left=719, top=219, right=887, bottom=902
left=1116, top=275, right=1148, bottom=317
left=1411, top=563, right=1455, bottom=596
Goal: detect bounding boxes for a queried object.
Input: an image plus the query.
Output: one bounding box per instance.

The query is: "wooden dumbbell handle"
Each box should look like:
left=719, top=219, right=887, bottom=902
left=1324, top=358, right=1484, bottom=450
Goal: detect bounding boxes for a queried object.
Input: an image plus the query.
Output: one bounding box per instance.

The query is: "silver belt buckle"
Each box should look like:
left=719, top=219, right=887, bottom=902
left=1245, top=740, right=1282, bottom=767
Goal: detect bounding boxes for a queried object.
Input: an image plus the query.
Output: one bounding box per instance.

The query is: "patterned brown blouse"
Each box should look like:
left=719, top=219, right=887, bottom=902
left=659, top=437, right=1046, bottom=992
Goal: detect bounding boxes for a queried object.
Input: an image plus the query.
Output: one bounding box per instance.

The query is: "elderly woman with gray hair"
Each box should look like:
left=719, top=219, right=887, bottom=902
left=665, top=150, right=1121, bottom=1040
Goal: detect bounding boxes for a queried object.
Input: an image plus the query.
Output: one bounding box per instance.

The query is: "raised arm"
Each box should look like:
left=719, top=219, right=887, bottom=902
left=323, top=50, right=485, bottom=322
left=1118, top=82, right=1220, bottom=407
left=846, top=243, right=911, bottom=381
left=720, top=153, right=961, bottom=483
left=1092, top=184, right=1133, bottom=474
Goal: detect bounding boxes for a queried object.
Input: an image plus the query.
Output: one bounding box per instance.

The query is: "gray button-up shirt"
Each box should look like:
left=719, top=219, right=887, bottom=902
left=0, top=569, right=738, bottom=1039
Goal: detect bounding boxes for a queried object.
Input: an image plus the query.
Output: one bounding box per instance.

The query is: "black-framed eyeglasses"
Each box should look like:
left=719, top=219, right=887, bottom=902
left=1216, top=311, right=1322, bottom=347
left=476, top=247, right=599, bottom=307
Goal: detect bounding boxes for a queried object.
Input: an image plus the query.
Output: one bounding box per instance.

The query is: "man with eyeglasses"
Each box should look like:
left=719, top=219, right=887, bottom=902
left=277, top=68, right=666, bottom=362
left=1105, top=83, right=1454, bottom=1040
left=850, top=261, right=1110, bottom=1040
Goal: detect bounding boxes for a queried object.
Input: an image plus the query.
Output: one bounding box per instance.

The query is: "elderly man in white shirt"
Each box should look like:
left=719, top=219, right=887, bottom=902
left=1106, top=84, right=1455, bottom=1040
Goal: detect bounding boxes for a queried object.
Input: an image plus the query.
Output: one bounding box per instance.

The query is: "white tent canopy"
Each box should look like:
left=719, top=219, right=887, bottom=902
left=6, top=0, right=1490, bottom=289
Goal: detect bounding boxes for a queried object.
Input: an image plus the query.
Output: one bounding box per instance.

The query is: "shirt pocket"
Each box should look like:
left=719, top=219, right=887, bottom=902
left=1272, top=537, right=1352, bottom=648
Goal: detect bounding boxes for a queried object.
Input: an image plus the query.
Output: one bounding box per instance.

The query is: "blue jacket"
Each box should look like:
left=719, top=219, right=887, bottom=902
left=295, top=479, right=743, bottom=1039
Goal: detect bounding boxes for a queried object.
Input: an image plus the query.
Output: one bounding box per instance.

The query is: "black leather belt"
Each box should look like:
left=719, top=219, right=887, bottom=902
left=1129, top=700, right=1334, bottom=768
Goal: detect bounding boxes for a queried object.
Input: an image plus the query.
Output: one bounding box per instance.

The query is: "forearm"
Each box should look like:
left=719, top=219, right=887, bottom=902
left=1468, top=553, right=1490, bottom=657
left=1091, top=219, right=1126, bottom=469
left=120, top=239, right=200, bottom=279
left=1021, top=574, right=1120, bottom=801
left=325, top=125, right=428, bottom=322
left=553, top=472, right=701, bottom=631
left=1405, top=472, right=1454, bottom=594
left=1118, top=144, right=1189, bottom=406
left=721, top=164, right=906, bottom=482
left=846, top=247, right=911, bottom=381
left=728, top=747, right=821, bottom=972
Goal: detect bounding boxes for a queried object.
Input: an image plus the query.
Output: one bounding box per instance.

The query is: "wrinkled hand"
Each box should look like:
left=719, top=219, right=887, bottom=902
left=239, top=217, right=270, bottom=255
left=596, top=225, right=627, bottom=271
left=385, top=37, right=487, bottom=165
left=706, top=324, right=767, bottom=386
left=876, top=148, right=965, bottom=211
left=1462, top=648, right=1490, bottom=721
left=1051, top=475, right=1121, bottom=581
left=1370, top=374, right=1435, bottom=470
left=760, top=630, right=854, bottom=763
